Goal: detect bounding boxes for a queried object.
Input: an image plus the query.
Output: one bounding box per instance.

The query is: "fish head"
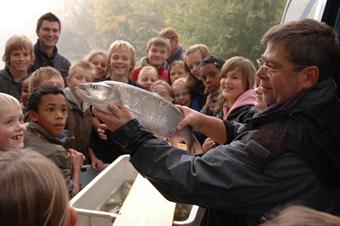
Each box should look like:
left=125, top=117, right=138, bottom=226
left=75, top=82, right=120, bottom=113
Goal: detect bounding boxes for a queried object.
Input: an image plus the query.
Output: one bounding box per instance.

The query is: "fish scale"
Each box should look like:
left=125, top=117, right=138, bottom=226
left=75, top=81, right=202, bottom=154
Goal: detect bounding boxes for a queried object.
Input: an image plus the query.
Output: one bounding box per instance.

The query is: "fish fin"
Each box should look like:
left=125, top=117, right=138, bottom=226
left=114, top=102, right=142, bottom=118
left=187, top=135, right=204, bottom=155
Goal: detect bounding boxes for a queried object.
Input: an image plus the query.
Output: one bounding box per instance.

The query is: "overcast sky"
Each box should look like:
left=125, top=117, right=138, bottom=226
left=0, top=0, right=62, bottom=67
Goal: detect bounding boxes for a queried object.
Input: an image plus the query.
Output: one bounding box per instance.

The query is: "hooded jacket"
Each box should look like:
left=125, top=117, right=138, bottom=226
left=108, top=79, right=340, bottom=226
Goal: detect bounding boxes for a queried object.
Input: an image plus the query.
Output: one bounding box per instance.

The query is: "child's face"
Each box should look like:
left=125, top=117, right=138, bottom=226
left=201, top=63, right=221, bottom=94
left=139, top=71, right=159, bottom=91
left=185, top=51, right=203, bottom=80
left=20, top=79, right=30, bottom=106
left=147, top=44, right=169, bottom=68
left=151, top=85, right=173, bottom=103
left=67, top=67, right=93, bottom=90
left=40, top=77, right=65, bottom=90
left=110, top=48, right=132, bottom=77
left=172, top=83, right=192, bottom=107
left=220, top=67, right=247, bottom=104
left=9, top=49, right=32, bottom=73
left=170, top=64, right=186, bottom=84
left=30, top=94, right=68, bottom=137
left=0, top=107, right=25, bottom=150
left=89, top=54, right=108, bottom=81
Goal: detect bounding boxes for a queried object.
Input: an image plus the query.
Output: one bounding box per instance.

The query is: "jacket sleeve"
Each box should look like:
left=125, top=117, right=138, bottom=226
left=110, top=119, right=320, bottom=215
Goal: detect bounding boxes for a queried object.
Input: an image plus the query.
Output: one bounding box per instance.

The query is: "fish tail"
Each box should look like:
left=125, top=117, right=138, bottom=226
left=187, top=135, right=203, bottom=155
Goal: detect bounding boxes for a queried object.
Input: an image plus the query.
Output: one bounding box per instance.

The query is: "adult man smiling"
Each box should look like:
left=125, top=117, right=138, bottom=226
left=94, top=19, right=340, bottom=226
left=29, top=12, right=70, bottom=81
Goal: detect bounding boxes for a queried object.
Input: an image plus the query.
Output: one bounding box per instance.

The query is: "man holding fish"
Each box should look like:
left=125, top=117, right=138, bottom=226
left=90, top=19, right=340, bottom=226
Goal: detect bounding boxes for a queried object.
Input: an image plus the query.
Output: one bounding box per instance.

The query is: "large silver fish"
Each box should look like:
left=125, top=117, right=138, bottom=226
left=75, top=81, right=202, bottom=154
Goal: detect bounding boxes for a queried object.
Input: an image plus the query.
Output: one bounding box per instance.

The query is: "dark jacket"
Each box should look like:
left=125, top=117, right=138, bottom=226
left=24, top=122, right=75, bottom=197
left=29, top=40, right=71, bottom=80
left=167, top=45, right=185, bottom=66
left=0, top=67, right=22, bottom=100
left=108, top=79, right=340, bottom=226
left=64, top=88, right=93, bottom=163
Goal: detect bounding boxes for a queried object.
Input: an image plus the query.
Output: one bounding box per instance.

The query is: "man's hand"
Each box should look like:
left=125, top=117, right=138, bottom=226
left=92, top=102, right=133, bottom=131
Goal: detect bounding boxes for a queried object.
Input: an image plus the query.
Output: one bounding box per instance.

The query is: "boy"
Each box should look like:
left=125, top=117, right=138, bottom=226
left=0, top=93, right=26, bottom=151
left=28, top=66, right=65, bottom=92
left=24, top=85, right=84, bottom=196
left=0, top=35, right=34, bottom=100
left=137, top=65, right=159, bottom=90
left=130, top=37, right=170, bottom=82
left=64, top=60, right=102, bottom=169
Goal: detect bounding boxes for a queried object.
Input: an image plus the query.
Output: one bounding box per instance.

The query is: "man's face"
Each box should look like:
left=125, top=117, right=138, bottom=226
left=37, top=20, right=60, bottom=49
left=256, top=43, right=307, bottom=106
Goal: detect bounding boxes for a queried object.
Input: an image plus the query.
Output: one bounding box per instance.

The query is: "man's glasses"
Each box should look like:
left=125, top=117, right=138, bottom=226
left=256, top=58, right=307, bottom=77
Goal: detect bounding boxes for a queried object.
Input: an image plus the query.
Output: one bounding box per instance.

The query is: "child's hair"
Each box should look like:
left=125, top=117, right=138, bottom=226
left=150, top=80, right=173, bottom=102
left=261, top=205, right=340, bottom=226
left=107, top=40, right=136, bottom=73
left=68, top=60, right=94, bottom=79
left=0, top=148, right=70, bottom=226
left=27, top=85, right=65, bottom=113
left=138, top=66, right=159, bottom=79
left=84, top=50, right=107, bottom=63
left=183, top=44, right=210, bottom=74
left=172, top=77, right=187, bottom=88
left=199, top=55, right=225, bottom=70
left=2, top=35, right=34, bottom=66
left=0, top=92, right=22, bottom=113
left=159, top=27, right=179, bottom=40
left=29, top=66, right=64, bottom=92
left=146, top=37, right=170, bottom=54
left=219, top=56, right=256, bottom=90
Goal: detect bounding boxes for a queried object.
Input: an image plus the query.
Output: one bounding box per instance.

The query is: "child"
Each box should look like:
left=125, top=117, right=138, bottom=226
left=214, top=56, right=257, bottom=123
left=131, top=37, right=170, bottom=82
left=199, top=55, right=225, bottom=117
left=0, top=148, right=77, bottom=226
left=0, top=35, right=34, bottom=100
left=84, top=50, right=109, bottom=81
left=137, top=65, right=159, bottom=90
left=184, top=44, right=210, bottom=111
left=65, top=60, right=102, bottom=169
left=0, top=92, right=25, bottom=151
left=28, top=66, right=65, bottom=92
left=20, top=76, right=30, bottom=108
left=261, top=205, right=340, bottom=226
left=106, top=40, right=142, bottom=88
left=172, top=77, right=192, bottom=107
left=168, top=60, right=187, bottom=84
left=150, top=80, right=173, bottom=103
left=24, top=85, right=84, bottom=196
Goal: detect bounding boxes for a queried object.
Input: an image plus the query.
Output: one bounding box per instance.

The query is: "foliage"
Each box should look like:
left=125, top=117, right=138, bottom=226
left=58, top=0, right=286, bottom=64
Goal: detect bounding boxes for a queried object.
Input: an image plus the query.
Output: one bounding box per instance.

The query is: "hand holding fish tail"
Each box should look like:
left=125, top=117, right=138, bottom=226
left=176, top=105, right=204, bottom=132
left=93, top=102, right=133, bottom=131
left=176, top=105, right=227, bottom=145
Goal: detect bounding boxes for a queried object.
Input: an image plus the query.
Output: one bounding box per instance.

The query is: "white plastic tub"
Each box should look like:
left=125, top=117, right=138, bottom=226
left=71, top=155, right=204, bottom=226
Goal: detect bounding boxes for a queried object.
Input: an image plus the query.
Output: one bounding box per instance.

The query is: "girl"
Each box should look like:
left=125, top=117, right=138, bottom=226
left=84, top=50, right=109, bottom=82
left=183, top=44, right=210, bottom=111
left=168, top=60, right=187, bottom=84
left=215, top=56, right=257, bottom=123
left=150, top=80, right=173, bottom=103
left=172, top=77, right=192, bottom=107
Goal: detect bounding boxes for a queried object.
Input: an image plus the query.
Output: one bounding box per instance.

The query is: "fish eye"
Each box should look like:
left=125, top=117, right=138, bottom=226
left=90, top=84, right=97, bottom=89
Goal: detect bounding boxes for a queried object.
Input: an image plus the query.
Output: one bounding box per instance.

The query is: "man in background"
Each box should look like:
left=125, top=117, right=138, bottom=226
left=29, top=12, right=70, bottom=81
left=160, top=27, right=185, bottom=66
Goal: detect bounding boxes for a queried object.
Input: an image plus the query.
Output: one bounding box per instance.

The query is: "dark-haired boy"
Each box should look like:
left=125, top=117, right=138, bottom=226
left=24, top=85, right=84, bottom=196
